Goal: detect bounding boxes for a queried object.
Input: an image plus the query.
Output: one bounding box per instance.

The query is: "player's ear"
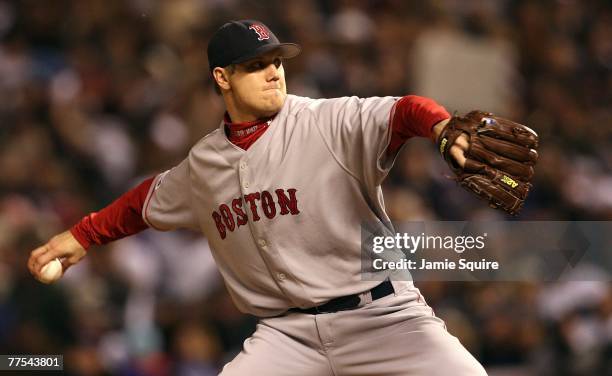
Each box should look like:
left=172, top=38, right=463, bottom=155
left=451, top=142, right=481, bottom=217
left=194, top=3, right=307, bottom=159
left=213, top=67, right=232, bottom=91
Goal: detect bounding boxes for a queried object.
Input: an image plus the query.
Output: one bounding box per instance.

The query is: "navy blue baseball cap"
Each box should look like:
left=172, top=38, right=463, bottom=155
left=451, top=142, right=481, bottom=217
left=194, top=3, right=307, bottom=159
left=207, top=20, right=301, bottom=71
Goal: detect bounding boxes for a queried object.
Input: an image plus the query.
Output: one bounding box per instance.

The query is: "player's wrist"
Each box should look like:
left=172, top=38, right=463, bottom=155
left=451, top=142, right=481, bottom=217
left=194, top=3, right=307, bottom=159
left=431, top=118, right=450, bottom=144
left=69, top=220, right=92, bottom=250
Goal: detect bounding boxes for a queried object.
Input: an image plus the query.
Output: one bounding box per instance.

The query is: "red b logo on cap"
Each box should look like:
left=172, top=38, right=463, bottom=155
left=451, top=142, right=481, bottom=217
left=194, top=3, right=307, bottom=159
left=249, top=24, right=270, bottom=41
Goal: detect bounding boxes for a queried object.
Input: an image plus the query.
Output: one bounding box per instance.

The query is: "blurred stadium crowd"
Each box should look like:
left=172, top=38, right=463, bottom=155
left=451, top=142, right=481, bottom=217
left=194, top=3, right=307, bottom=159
left=0, top=0, right=610, bottom=375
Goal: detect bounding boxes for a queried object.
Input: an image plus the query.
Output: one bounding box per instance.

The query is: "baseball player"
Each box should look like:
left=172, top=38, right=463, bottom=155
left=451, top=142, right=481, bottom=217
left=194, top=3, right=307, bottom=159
left=27, top=20, right=503, bottom=375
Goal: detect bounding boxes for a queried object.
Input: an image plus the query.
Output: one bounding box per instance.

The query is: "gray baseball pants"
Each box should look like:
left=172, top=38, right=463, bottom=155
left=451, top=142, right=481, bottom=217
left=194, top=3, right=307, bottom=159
left=221, top=281, right=487, bottom=375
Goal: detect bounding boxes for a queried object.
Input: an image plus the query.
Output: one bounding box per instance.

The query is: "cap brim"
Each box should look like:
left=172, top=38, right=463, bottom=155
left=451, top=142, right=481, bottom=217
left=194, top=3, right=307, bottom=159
left=231, top=43, right=302, bottom=65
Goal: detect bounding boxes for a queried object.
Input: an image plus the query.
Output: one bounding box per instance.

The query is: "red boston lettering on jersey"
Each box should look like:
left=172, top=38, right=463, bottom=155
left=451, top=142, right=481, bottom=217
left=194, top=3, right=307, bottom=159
left=232, top=198, right=248, bottom=227
left=244, top=192, right=262, bottom=221
left=249, top=24, right=270, bottom=41
left=219, top=204, right=235, bottom=231
left=261, top=191, right=276, bottom=219
left=212, top=211, right=226, bottom=239
left=276, top=188, right=300, bottom=215
left=212, top=188, right=300, bottom=239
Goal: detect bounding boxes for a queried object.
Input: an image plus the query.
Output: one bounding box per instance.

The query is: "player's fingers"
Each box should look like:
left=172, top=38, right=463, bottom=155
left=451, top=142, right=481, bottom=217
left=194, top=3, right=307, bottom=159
left=450, top=144, right=467, bottom=168
left=456, top=133, right=470, bottom=151
left=28, top=244, right=48, bottom=276
left=31, top=244, right=48, bottom=257
left=34, top=246, right=68, bottom=273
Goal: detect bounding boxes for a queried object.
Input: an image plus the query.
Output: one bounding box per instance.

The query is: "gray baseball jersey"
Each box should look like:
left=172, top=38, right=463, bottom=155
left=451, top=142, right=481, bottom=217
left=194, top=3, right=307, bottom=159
left=142, top=94, right=403, bottom=317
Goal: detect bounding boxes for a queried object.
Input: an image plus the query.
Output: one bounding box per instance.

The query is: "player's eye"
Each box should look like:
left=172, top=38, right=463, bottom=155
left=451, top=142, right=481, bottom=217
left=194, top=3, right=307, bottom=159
left=246, top=61, right=265, bottom=71
left=246, top=58, right=281, bottom=72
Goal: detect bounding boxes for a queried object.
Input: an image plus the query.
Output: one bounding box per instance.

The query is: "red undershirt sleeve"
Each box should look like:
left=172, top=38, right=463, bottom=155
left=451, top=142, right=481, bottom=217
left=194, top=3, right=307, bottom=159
left=69, top=177, right=155, bottom=250
left=387, top=95, right=450, bottom=156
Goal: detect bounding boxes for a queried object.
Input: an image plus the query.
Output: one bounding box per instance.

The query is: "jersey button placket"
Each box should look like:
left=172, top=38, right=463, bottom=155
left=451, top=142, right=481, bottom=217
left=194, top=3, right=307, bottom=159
left=256, top=239, right=287, bottom=283
left=239, top=159, right=249, bottom=191
left=258, top=240, right=287, bottom=283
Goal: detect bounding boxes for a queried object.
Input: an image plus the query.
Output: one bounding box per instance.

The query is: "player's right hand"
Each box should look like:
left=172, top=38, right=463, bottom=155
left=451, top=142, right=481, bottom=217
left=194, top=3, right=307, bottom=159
left=27, top=230, right=86, bottom=283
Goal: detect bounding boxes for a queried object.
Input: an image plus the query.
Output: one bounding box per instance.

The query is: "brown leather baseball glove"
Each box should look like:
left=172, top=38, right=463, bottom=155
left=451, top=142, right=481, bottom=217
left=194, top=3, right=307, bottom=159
left=437, top=111, right=539, bottom=215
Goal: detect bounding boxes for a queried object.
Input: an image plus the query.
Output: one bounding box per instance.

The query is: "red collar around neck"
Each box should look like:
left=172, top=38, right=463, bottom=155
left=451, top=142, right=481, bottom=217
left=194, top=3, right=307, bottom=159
left=224, top=112, right=276, bottom=150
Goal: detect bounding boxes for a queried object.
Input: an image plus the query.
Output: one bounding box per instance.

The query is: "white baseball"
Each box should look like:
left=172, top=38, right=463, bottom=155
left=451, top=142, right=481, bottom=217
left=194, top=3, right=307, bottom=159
left=39, top=258, right=63, bottom=284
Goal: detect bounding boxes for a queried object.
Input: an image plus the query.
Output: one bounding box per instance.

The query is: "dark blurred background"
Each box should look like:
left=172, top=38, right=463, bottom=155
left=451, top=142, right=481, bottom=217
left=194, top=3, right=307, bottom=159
left=0, top=0, right=610, bottom=375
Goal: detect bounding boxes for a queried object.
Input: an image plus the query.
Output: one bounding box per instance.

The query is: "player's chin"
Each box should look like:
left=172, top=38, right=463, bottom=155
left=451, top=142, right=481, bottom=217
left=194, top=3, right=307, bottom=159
left=260, top=91, right=286, bottom=113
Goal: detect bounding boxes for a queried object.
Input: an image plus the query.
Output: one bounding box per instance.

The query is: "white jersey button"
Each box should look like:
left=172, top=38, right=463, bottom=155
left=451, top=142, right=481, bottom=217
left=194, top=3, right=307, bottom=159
left=240, top=162, right=247, bottom=170
left=258, top=239, right=267, bottom=247
left=244, top=182, right=249, bottom=189
left=277, top=273, right=286, bottom=281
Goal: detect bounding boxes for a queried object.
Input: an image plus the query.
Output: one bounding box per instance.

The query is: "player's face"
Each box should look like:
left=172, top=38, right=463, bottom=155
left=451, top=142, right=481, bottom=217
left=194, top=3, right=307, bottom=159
left=227, top=51, right=287, bottom=119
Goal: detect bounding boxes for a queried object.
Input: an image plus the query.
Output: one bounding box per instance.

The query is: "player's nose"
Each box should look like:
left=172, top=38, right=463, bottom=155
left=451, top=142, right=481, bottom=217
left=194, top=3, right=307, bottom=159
left=264, top=63, right=280, bottom=81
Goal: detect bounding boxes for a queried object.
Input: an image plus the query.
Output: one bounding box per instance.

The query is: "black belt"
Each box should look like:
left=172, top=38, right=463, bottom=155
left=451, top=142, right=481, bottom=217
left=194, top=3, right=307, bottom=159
left=289, top=280, right=394, bottom=315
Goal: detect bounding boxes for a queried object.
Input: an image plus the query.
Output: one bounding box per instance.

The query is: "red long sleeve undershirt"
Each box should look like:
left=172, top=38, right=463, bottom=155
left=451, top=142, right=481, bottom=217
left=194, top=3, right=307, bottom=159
left=70, top=95, right=449, bottom=249
left=386, top=95, right=450, bottom=156
left=70, top=177, right=154, bottom=249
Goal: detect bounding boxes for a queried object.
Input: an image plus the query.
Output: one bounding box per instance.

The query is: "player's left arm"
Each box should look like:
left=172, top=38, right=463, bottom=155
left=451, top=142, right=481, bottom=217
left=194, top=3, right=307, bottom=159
left=386, top=95, right=469, bottom=168
left=431, top=119, right=469, bottom=168
left=310, top=95, right=469, bottom=187
left=350, top=95, right=538, bottom=215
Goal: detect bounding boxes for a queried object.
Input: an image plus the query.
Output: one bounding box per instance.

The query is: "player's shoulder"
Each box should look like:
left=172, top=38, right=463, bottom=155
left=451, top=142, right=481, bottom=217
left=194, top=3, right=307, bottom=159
left=196, top=126, right=223, bottom=144
left=187, top=126, right=224, bottom=155
left=298, top=95, right=364, bottom=117
left=282, top=94, right=315, bottom=117
left=254, top=95, right=366, bottom=123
